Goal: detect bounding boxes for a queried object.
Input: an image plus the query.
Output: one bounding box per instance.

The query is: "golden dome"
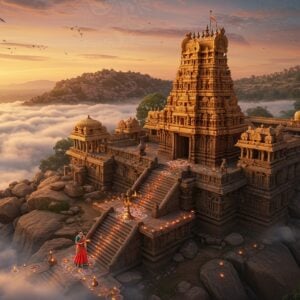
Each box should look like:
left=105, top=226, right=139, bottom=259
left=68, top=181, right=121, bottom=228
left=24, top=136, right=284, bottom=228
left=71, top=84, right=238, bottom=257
left=294, top=111, right=300, bottom=121
left=75, top=115, right=102, bottom=129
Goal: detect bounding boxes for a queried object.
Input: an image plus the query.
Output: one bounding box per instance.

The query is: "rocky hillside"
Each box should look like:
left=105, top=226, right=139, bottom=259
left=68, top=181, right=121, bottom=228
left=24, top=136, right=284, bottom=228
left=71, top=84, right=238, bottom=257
left=234, top=66, right=300, bottom=101
left=24, top=69, right=172, bottom=105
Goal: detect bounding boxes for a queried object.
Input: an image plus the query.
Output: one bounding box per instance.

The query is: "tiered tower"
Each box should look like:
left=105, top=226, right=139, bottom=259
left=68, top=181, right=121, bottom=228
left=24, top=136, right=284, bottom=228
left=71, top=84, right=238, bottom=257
left=145, top=27, right=245, bottom=167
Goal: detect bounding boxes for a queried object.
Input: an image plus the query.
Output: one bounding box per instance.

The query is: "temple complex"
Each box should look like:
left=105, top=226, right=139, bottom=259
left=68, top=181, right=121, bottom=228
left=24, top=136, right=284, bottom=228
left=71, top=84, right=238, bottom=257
left=66, top=26, right=300, bottom=273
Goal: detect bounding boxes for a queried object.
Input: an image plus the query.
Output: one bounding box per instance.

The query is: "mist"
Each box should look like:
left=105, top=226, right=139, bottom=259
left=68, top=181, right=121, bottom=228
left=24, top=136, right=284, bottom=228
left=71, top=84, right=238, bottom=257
left=0, top=100, right=295, bottom=189
left=0, top=101, right=137, bottom=189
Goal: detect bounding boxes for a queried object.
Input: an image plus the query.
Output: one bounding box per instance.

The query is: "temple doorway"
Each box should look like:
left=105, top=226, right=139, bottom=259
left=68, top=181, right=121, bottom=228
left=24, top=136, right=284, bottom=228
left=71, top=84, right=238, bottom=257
left=176, top=135, right=189, bottom=159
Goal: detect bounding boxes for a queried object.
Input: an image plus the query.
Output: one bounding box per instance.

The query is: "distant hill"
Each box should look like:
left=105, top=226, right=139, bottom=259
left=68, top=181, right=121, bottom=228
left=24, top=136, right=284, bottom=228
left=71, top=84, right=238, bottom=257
left=24, top=69, right=172, bottom=105
left=234, top=66, right=300, bottom=101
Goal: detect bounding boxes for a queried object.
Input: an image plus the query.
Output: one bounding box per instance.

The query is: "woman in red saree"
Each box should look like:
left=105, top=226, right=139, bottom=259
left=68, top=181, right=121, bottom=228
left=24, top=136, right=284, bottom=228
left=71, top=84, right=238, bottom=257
left=74, top=231, right=89, bottom=267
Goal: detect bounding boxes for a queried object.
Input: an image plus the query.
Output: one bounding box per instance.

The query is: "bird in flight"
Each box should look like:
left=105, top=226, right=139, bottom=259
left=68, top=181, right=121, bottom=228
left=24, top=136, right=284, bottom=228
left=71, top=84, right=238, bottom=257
left=69, top=26, right=84, bottom=38
left=0, top=17, right=6, bottom=23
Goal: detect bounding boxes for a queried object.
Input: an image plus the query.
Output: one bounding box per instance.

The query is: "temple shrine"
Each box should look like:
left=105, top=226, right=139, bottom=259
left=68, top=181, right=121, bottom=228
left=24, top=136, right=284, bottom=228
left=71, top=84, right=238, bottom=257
left=66, top=26, right=300, bottom=273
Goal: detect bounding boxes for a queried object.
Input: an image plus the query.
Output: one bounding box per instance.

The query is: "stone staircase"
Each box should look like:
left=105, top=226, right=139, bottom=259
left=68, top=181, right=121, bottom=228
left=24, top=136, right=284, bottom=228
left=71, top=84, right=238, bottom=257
left=87, top=211, right=139, bottom=271
left=135, top=165, right=178, bottom=211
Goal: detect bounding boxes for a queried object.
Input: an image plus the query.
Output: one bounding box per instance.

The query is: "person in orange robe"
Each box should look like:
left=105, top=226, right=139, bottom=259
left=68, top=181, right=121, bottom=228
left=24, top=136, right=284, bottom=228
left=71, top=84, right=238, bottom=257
left=74, top=231, right=89, bottom=267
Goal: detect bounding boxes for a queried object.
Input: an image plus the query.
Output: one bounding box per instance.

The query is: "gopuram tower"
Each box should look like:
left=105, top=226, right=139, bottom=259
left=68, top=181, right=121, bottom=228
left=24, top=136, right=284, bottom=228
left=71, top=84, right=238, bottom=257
left=145, top=27, right=246, bottom=167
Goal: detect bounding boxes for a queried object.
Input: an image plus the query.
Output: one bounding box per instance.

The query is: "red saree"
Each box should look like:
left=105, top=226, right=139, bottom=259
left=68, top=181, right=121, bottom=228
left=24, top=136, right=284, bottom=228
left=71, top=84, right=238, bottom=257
left=74, top=236, right=88, bottom=267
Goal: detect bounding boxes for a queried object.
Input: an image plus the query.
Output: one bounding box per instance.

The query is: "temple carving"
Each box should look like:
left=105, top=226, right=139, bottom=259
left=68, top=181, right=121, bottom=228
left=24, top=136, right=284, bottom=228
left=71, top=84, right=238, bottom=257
left=66, top=26, right=300, bottom=273
left=145, top=27, right=245, bottom=167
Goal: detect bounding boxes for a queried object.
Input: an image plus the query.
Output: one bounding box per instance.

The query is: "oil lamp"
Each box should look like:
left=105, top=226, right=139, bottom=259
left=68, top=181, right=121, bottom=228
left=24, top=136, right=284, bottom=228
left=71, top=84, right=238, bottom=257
left=237, top=249, right=244, bottom=256
left=219, top=260, right=224, bottom=266
left=91, top=276, right=99, bottom=287
left=219, top=272, right=225, bottom=279
left=48, top=250, right=57, bottom=266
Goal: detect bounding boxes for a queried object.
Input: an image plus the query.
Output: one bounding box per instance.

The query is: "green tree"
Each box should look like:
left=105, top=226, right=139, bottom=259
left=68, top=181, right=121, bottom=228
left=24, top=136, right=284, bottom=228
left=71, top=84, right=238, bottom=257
left=246, top=106, right=273, bottom=118
left=40, top=138, right=73, bottom=172
left=136, top=93, right=166, bottom=125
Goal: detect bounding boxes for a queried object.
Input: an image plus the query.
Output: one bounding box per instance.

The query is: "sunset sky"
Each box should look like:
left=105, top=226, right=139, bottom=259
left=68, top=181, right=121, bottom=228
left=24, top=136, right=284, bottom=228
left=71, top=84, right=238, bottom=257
left=0, top=0, right=299, bottom=84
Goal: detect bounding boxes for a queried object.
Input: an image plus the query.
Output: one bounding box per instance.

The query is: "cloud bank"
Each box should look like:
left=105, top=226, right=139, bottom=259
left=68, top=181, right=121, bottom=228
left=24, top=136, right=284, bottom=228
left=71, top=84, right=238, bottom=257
left=0, top=100, right=295, bottom=189
left=0, top=101, right=137, bottom=189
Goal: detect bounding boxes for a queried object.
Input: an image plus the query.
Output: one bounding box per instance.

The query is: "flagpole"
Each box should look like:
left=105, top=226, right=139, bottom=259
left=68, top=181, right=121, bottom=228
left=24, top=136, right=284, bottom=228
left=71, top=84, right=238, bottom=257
left=209, top=10, right=212, bottom=31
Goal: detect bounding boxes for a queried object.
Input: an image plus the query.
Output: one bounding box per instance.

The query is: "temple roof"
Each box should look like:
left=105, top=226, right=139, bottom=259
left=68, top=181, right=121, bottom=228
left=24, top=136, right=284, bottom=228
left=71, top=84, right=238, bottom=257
left=75, top=115, right=103, bottom=130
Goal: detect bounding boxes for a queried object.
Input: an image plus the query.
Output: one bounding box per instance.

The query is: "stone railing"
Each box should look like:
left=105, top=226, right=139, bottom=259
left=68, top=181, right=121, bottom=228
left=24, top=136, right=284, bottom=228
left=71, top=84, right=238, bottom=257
left=86, top=207, right=114, bottom=239
left=107, top=146, right=155, bottom=167
left=130, top=166, right=152, bottom=192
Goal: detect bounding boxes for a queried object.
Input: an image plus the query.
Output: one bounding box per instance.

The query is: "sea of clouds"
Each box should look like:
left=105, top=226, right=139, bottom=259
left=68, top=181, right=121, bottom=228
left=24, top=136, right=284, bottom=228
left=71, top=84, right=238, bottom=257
left=0, top=100, right=294, bottom=189
left=0, top=101, right=137, bottom=189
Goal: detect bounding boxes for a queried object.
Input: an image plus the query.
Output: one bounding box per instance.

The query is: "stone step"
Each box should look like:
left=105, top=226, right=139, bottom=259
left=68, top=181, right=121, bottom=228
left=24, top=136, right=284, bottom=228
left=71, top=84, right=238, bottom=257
left=104, top=218, right=132, bottom=232
left=96, top=223, right=130, bottom=240
left=89, top=243, right=115, bottom=260
left=90, top=235, right=121, bottom=253
left=88, top=212, right=136, bottom=270
left=89, top=244, right=116, bottom=261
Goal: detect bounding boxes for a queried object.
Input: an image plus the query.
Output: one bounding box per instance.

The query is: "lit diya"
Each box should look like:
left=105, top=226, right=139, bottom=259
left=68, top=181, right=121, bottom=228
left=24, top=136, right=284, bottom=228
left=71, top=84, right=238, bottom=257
left=237, top=249, right=244, bottom=256
left=48, top=250, right=57, bottom=266
left=219, top=272, right=225, bottom=279
left=91, top=276, right=99, bottom=287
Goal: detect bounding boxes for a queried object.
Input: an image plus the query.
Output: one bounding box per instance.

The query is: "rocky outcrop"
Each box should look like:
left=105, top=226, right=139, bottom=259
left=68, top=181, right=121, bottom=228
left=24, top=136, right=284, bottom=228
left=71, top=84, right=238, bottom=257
left=180, top=240, right=198, bottom=259
left=38, top=175, right=61, bottom=190
left=0, top=222, right=14, bottom=243
left=32, top=171, right=44, bottom=185
left=27, top=187, right=71, bottom=212
left=11, top=182, right=33, bottom=198
left=0, top=197, right=22, bottom=223
left=116, top=271, right=143, bottom=285
left=12, top=210, right=65, bottom=259
left=224, top=233, right=244, bottom=247
left=29, top=238, right=73, bottom=263
left=64, top=183, right=84, bottom=198
left=200, top=259, right=248, bottom=300
left=185, top=286, right=210, bottom=300
left=245, top=243, right=300, bottom=300
left=50, top=182, right=66, bottom=191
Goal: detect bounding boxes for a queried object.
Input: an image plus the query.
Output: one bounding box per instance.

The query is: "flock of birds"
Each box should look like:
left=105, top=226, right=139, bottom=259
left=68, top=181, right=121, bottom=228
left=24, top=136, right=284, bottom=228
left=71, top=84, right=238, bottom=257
left=0, top=16, right=87, bottom=56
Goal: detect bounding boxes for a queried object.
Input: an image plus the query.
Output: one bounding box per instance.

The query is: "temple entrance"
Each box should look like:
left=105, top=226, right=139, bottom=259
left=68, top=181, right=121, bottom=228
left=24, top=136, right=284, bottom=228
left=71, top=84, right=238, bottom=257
left=176, top=135, right=189, bottom=159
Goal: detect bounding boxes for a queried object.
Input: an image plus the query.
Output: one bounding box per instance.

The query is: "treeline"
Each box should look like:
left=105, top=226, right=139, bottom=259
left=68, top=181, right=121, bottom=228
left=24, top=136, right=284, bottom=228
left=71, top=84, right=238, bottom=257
left=234, top=66, right=300, bottom=101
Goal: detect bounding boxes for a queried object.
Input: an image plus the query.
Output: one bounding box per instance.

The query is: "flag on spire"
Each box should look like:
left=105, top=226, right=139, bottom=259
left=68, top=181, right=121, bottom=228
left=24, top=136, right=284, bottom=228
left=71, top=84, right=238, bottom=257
left=209, top=10, right=217, bottom=30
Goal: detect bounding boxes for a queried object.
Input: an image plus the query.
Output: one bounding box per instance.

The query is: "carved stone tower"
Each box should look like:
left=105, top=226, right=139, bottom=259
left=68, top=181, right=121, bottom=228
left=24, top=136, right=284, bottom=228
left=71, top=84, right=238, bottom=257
left=145, top=27, right=245, bottom=167
left=236, top=125, right=298, bottom=226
